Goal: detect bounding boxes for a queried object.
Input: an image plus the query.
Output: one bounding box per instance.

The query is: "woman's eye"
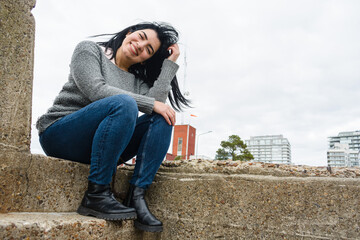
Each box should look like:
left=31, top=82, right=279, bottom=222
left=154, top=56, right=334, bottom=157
left=147, top=48, right=151, bottom=54
left=139, top=33, right=143, bottom=39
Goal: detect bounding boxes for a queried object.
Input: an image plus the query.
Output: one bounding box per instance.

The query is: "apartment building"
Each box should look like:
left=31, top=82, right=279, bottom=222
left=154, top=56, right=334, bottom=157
left=327, top=131, right=360, bottom=167
left=245, top=135, right=291, bottom=164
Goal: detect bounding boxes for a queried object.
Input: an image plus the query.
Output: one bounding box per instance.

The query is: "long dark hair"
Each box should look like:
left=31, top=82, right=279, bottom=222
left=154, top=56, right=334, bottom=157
left=96, top=22, right=190, bottom=112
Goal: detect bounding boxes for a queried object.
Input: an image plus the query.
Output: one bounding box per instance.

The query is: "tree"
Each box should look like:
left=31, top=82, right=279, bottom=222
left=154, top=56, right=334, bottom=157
left=174, top=155, right=184, bottom=160
left=215, top=135, right=254, bottom=161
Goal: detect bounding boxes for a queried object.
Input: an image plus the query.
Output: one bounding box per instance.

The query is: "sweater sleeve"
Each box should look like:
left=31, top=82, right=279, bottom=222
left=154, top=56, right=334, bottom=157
left=70, top=41, right=155, bottom=114
left=142, top=59, right=179, bottom=103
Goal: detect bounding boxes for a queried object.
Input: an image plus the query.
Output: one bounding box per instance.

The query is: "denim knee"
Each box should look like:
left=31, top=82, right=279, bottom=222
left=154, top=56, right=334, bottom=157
left=106, top=95, right=138, bottom=121
left=152, top=113, right=173, bottom=134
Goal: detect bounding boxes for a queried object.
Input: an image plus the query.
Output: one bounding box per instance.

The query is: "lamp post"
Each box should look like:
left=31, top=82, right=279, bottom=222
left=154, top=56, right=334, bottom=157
left=196, top=131, right=212, bottom=160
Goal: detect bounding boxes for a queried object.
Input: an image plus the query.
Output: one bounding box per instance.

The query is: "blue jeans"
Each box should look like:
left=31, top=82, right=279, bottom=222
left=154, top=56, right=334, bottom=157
left=39, top=95, right=172, bottom=189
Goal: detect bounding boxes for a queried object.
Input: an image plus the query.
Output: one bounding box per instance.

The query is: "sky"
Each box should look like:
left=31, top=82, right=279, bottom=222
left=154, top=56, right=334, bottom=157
left=31, top=0, right=360, bottom=166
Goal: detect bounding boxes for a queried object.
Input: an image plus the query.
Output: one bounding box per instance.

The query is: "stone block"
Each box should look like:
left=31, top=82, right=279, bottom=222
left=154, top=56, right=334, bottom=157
left=147, top=171, right=360, bottom=239
left=0, top=150, right=31, bottom=212
left=23, top=154, right=89, bottom=212
left=114, top=161, right=360, bottom=239
left=0, top=153, right=89, bottom=213
left=0, top=0, right=36, bottom=152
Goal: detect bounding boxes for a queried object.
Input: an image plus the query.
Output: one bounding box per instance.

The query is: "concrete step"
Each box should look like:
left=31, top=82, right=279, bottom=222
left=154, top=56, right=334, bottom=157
left=0, top=152, right=134, bottom=213
left=2, top=152, right=360, bottom=239
left=2, top=152, right=360, bottom=214
left=0, top=212, right=161, bottom=240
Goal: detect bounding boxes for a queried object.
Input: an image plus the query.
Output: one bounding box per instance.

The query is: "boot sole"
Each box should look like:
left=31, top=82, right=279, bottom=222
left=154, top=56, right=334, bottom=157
left=77, top=205, right=137, bottom=221
left=134, top=220, right=163, bottom=232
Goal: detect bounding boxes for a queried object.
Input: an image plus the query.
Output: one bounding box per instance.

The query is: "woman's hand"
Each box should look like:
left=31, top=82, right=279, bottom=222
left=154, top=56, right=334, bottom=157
left=153, top=101, right=176, bottom=125
left=167, top=44, right=180, bottom=63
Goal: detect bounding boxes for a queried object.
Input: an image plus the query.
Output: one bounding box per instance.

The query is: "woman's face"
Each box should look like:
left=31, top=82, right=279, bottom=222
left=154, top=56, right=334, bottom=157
left=119, top=29, right=161, bottom=66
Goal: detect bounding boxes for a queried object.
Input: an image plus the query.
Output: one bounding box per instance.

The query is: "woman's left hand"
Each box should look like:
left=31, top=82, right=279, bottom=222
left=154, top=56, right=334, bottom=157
left=153, top=101, right=176, bottom=125
left=167, top=44, right=180, bottom=62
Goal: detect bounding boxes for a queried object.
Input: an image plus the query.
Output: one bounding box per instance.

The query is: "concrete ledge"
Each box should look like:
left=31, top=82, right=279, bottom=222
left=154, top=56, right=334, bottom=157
left=144, top=171, right=360, bottom=239
left=0, top=151, right=88, bottom=212
left=2, top=153, right=360, bottom=213
left=160, top=159, right=360, bottom=178
left=0, top=212, right=161, bottom=240
left=1, top=153, right=360, bottom=238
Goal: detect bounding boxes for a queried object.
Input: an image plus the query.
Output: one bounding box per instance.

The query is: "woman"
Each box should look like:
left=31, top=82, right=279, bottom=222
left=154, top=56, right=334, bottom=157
left=36, top=22, right=190, bottom=232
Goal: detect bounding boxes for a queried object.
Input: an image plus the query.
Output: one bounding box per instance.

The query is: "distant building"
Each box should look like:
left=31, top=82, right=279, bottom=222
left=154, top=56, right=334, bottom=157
left=327, top=143, right=359, bottom=167
left=245, top=135, right=291, bottom=164
left=165, top=153, right=176, bottom=161
left=327, top=131, right=360, bottom=167
left=328, top=131, right=360, bottom=152
left=172, top=124, right=196, bottom=160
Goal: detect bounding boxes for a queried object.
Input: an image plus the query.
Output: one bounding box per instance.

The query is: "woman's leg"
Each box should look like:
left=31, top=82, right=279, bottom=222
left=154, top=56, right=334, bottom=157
left=121, top=113, right=172, bottom=232
left=121, top=113, right=173, bottom=189
left=40, top=95, right=139, bottom=220
left=40, top=95, right=139, bottom=185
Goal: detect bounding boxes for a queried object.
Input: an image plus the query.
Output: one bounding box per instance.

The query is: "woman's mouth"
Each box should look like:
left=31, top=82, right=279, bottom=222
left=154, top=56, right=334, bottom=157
left=130, top=42, right=138, bottom=56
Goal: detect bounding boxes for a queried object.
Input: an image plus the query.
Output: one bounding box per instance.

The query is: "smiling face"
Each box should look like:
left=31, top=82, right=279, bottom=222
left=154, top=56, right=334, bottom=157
left=116, top=29, right=161, bottom=70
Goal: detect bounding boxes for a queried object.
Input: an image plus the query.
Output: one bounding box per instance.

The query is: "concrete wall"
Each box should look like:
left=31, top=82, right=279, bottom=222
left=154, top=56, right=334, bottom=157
left=0, top=0, right=36, bottom=219
left=145, top=161, right=360, bottom=239
left=0, top=0, right=36, bottom=152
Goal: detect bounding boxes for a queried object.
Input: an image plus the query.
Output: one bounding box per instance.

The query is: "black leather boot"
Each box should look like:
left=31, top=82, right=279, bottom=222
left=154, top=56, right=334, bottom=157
left=124, top=185, right=163, bottom=232
left=77, top=181, right=137, bottom=220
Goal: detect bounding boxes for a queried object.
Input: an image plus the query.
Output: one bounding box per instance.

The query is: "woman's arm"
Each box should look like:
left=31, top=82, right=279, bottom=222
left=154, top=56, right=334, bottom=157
left=142, top=44, right=180, bottom=103
left=141, top=60, right=178, bottom=103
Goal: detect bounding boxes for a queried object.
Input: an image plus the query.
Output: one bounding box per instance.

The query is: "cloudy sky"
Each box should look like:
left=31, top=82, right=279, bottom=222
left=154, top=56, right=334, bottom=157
left=31, top=0, right=360, bottom=166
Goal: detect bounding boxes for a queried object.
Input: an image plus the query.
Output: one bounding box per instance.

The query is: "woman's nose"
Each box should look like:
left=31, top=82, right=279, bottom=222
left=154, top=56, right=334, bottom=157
left=137, top=42, right=145, bottom=52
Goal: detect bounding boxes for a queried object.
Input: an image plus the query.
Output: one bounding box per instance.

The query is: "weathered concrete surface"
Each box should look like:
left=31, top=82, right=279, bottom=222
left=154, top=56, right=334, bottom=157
left=133, top=165, right=360, bottom=240
left=0, top=0, right=36, bottom=152
left=3, top=154, right=359, bottom=239
left=0, top=212, right=162, bottom=240
left=149, top=172, right=360, bottom=239
left=0, top=153, right=89, bottom=213
left=0, top=151, right=33, bottom=213
left=3, top=155, right=360, bottom=211
left=161, top=159, right=360, bottom=178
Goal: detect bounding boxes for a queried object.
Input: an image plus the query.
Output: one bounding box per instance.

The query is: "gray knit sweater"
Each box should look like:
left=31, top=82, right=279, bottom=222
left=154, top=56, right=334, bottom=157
left=36, top=41, right=179, bottom=134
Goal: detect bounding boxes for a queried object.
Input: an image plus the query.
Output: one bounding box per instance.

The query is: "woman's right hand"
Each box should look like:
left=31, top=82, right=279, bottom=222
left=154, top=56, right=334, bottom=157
left=153, top=101, right=176, bottom=125
left=167, top=44, right=180, bottom=63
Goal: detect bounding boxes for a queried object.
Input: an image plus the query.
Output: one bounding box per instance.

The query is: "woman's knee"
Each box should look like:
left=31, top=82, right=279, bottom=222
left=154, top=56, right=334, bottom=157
left=106, top=95, right=138, bottom=119
left=152, top=113, right=173, bottom=133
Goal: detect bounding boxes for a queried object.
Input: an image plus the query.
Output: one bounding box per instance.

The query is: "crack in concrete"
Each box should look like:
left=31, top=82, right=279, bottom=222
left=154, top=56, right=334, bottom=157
left=23, top=154, right=33, bottom=204
left=0, top=142, right=21, bottom=151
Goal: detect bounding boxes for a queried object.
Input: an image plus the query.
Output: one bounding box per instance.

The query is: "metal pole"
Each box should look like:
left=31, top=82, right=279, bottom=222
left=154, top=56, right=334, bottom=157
left=196, top=131, right=212, bottom=160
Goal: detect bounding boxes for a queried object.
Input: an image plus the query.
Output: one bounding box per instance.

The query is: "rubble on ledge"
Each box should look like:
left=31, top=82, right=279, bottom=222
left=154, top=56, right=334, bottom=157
left=137, top=159, right=360, bottom=178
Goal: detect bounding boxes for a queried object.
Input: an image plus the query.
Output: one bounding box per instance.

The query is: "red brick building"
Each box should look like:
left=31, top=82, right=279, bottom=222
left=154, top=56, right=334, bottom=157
left=172, top=124, right=196, bottom=160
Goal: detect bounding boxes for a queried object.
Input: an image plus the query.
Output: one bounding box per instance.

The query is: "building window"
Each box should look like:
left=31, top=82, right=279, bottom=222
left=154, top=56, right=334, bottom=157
left=177, top=138, right=183, bottom=156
